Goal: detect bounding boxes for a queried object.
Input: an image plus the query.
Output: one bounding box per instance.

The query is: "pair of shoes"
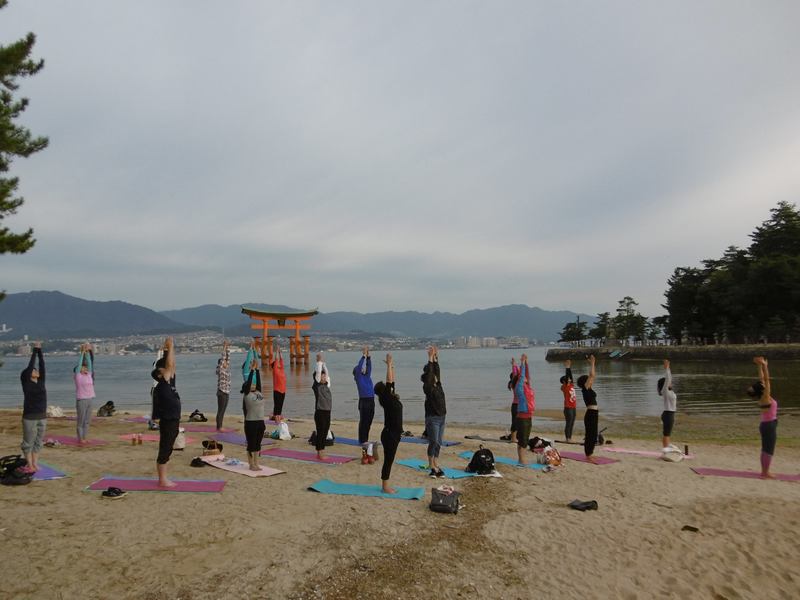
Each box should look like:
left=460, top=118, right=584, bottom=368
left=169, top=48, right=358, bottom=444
left=361, top=451, right=369, bottom=465
left=190, top=457, right=206, bottom=467
left=499, top=434, right=511, bottom=441
left=101, top=486, right=127, bottom=499
left=367, top=455, right=376, bottom=465
left=436, top=469, right=446, bottom=478
left=429, top=469, right=438, bottom=478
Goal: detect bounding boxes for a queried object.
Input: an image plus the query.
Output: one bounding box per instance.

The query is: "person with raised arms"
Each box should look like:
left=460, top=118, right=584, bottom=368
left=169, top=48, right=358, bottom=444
left=313, top=370, right=333, bottom=460
left=422, top=345, right=446, bottom=478
left=514, top=354, right=535, bottom=465
left=20, top=342, right=46, bottom=473
left=74, top=343, right=96, bottom=445
left=375, top=353, right=403, bottom=494
left=577, top=355, right=600, bottom=464
left=242, top=363, right=266, bottom=471
left=657, top=359, right=677, bottom=452
left=748, top=356, right=778, bottom=479
left=270, top=342, right=287, bottom=422
left=152, top=337, right=180, bottom=487
left=561, top=360, right=577, bottom=443
left=215, top=340, right=231, bottom=432
left=501, top=357, right=520, bottom=442
left=353, top=346, right=375, bottom=464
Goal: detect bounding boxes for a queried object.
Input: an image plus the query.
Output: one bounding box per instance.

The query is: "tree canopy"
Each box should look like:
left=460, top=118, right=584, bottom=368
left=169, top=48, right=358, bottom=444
left=0, top=0, right=48, bottom=256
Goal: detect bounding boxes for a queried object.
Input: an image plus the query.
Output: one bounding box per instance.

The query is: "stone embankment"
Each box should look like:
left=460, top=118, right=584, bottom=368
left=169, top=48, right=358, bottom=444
left=545, top=343, right=800, bottom=361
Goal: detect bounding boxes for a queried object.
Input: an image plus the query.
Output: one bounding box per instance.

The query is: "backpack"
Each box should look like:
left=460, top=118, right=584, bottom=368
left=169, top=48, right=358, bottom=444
left=188, top=410, right=207, bottom=422
left=429, top=486, right=462, bottom=514
left=0, top=454, right=33, bottom=486
left=97, top=401, right=116, bottom=417
left=465, top=445, right=495, bottom=475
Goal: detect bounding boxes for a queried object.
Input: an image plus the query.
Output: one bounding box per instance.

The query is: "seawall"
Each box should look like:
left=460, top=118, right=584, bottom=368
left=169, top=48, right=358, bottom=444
left=545, top=343, right=800, bottom=362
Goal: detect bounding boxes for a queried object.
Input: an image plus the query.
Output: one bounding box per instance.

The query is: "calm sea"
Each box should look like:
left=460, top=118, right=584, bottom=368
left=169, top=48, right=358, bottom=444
left=2, top=348, right=797, bottom=425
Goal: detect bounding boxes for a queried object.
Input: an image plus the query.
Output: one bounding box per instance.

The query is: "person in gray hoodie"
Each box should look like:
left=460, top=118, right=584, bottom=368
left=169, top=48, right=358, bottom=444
left=314, top=371, right=333, bottom=460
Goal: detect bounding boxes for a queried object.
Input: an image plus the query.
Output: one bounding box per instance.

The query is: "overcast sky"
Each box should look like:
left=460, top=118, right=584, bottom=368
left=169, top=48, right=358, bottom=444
left=1, top=1, right=798, bottom=316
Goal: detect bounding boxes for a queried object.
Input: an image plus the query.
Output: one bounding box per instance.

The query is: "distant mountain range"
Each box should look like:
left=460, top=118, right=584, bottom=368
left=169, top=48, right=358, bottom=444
left=0, top=291, right=593, bottom=341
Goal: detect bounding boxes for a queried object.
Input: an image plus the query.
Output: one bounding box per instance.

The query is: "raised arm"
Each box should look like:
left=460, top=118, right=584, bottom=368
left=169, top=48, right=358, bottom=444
left=663, top=359, right=672, bottom=390
left=755, top=356, right=771, bottom=407
left=35, top=342, right=45, bottom=382
left=585, top=355, right=596, bottom=389
left=75, top=345, right=86, bottom=373
left=565, top=359, right=573, bottom=384
left=162, top=337, right=175, bottom=381
left=385, top=353, right=394, bottom=384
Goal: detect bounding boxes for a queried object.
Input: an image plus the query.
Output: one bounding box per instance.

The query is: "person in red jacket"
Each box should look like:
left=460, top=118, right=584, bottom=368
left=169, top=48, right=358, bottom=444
left=561, top=360, right=577, bottom=442
left=270, top=343, right=287, bottom=422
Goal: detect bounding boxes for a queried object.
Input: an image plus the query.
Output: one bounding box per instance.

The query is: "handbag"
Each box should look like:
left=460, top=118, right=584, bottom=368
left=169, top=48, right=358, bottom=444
left=429, top=486, right=461, bottom=514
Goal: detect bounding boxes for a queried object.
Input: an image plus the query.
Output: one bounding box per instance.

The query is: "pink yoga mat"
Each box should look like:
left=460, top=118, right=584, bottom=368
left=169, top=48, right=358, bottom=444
left=118, top=433, right=198, bottom=444
left=259, top=447, right=355, bottom=464
left=123, top=416, right=151, bottom=423
left=45, top=435, right=107, bottom=447
left=87, top=477, right=226, bottom=492
left=603, top=447, right=694, bottom=459
left=181, top=424, right=235, bottom=433
left=691, top=467, right=800, bottom=482
left=558, top=450, right=618, bottom=465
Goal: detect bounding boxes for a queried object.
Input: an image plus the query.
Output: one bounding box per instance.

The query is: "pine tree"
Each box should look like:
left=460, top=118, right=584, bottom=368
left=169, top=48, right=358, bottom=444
left=0, top=0, right=48, bottom=256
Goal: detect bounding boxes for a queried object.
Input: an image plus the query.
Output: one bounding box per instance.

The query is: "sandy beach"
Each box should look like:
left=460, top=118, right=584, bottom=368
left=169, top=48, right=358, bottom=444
left=1, top=408, right=798, bottom=600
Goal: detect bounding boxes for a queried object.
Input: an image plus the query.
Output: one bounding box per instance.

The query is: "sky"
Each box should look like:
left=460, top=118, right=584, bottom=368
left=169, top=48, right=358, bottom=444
left=1, top=1, right=799, bottom=317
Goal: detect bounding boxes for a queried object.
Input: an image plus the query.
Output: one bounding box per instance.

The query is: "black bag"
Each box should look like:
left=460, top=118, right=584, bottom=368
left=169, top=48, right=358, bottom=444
left=465, top=445, right=495, bottom=475
left=429, top=487, right=462, bottom=514
left=188, top=409, right=207, bottom=422
left=0, top=454, right=32, bottom=486
left=97, top=401, right=116, bottom=417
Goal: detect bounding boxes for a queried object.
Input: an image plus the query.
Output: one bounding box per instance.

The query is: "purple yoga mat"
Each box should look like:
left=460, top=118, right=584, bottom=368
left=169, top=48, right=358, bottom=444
left=603, top=447, right=695, bottom=459
left=558, top=450, right=618, bottom=465
left=87, top=477, right=227, bottom=493
left=181, top=424, right=235, bottom=433
left=259, top=447, right=355, bottom=464
left=692, top=467, right=800, bottom=482
left=45, top=435, right=107, bottom=447
left=210, top=432, right=276, bottom=447
left=33, top=463, right=68, bottom=480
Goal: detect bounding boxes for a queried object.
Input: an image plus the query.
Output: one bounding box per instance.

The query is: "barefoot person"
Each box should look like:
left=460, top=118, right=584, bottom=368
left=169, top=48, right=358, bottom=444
left=514, top=354, right=534, bottom=465
left=313, top=371, right=333, bottom=460
left=242, top=365, right=266, bottom=471
left=20, top=342, right=46, bottom=473
left=501, top=357, right=520, bottom=442
left=561, top=360, right=577, bottom=443
left=577, top=355, right=600, bottom=464
left=270, top=342, right=286, bottom=422
left=375, top=353, right=402, bottom=494
left=422, top=346, right=446, bottom=478
left=152, top=337, right=180, bottom=487
left=74, top=343, right=96, bottom=445
left=657, top=359, right=677, bottom=452
left=242, top=340, right=259, bottom=382
left=353, top=346, right=375, bottom=464
left=748, top=356, right=777, bottom=479
left=215, top=340, right=231, bottom=431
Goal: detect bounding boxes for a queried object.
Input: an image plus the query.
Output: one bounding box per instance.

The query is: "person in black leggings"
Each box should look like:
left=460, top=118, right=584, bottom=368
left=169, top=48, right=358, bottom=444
left=152, top=337, right=180, bottom=487
left=314, top=371, right=333, bottom=459
left=576, top=355, right=600, bottom=464
left=375, top=353, right=403, bottom=494
left=561, top=360, right=577, bottom=442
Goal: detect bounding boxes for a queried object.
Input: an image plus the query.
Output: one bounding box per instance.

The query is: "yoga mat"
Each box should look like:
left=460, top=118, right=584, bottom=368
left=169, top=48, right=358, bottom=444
left=308, top=479, right=425, bottom=500
left=209, top=432, right=276, bottom=447
left=86, top=476, right=226, bottom=493
left=123, top=416, right=151, bottom=423
left=458, top=451, right=546, bottom=470
left=181, top=424, right=235, bottom=433
left=44, top=435, right=107, bottom=447
left=54, top=416, right=103, bottom=423
left=691, top=467, right=800, bottom=482
left=401, top=436, right=460, bottom=447
left=119, top=433, right=198, bottom=444
left=200, top=455, right=285, bottom=477
left=259, top=447, right=355, bottom=464
left=557, top=450, right=618, bottom=465
left=604, top=447, right=694, bottom=459
left=396, top=458, right=501, bottom=479
left=33, top=462, right=68, bottom=480
left=464, top=435, right=512, bottom=443
left=333, top=436, right=381, bottom=447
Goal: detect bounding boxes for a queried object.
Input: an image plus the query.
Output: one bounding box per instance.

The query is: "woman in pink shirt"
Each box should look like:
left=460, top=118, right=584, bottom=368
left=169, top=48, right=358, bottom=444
left=73, top=343, right=96, bottom=445
left=270, top=343, right=287, bottom=422
left=747, top=356, right=778, bottom=479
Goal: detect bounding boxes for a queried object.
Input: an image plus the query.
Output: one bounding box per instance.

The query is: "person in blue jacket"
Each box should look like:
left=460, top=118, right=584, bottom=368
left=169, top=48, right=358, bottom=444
left=354, top=346, right=376, bottom=464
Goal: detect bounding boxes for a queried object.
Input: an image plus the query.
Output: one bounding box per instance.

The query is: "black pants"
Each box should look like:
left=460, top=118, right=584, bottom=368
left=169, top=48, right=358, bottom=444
left=157, top=419, right=180, bottom=464
left=314, top=409, right=331, bottom=452
left=760, top=419, right=777, bottom=455
left=273, top=391, right=285, bottom=416
left=584, top=409, right=599, bottom=457
left=661, top=411, right=675, bottom=437
left=510, top=403, right=518, bottom=433
left=216, top=390, right=229, bottom=430
left=358, top=397, right=375, bottom=444
left=244, top=420, right=266, bottom=453
left=381, top=429, right=401, bottom=481
left=564, top=407, right=576, bottom=440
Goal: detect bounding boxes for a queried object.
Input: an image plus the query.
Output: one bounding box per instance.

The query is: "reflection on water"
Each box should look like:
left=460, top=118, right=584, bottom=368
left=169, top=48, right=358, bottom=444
left=1, top=348, right=797, bottom=424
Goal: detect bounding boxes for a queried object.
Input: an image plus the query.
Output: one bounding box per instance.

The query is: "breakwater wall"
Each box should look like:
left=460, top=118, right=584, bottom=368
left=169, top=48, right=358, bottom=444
left=545, top=344, right=800, bottom=362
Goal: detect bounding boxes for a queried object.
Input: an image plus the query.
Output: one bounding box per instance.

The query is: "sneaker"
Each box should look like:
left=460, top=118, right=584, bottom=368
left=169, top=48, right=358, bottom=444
left=429, top=469, right=438, bottom=478
left=361, top=452, right=369, bottom=465
left=101, top=487, right=127, bottom=499
left=436, top=468, right=446, bottom=478
left=367, top=455, right=375, bottom=465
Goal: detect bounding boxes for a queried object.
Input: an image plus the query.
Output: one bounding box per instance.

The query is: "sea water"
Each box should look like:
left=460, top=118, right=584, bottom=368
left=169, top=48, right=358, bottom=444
left=1, top=348, right=797, bottom=424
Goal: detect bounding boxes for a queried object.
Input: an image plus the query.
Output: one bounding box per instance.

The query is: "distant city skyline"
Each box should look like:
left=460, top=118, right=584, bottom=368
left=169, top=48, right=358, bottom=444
left=1, top=1, right=798, bottom=317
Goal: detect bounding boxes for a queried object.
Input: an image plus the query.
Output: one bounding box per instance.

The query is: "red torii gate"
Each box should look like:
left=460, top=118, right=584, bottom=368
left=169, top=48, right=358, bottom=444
left=241, top=306, right=320, bottom=366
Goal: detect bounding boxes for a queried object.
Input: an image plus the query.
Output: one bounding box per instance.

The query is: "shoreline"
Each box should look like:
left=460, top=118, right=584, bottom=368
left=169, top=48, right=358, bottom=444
left=546, top=343, right=800, bottom=361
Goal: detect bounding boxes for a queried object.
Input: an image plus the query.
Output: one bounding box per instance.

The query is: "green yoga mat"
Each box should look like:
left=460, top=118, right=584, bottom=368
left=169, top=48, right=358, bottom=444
left=458, top=451, right=546, bottom=470
left=308, top=479, right=425, bottom=500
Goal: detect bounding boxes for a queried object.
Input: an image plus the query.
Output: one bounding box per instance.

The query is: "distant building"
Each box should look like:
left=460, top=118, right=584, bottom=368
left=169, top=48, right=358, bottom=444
left=467, top=336, right=481, bottom=348
left=482, top=337, right=499, bottom=348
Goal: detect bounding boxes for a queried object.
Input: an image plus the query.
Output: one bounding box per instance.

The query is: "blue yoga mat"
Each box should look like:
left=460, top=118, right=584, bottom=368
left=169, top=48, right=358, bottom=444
left=333, top=436, right=381, bottom=447
left=458, top=451, right=545, bottom=470
left=308, top=479, right=425, bottom=500
left=395, top=459, right=476, bottom=479
left=401, top=436, right=461, bottom=447
left=33, top=462, right=68, bottom=480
